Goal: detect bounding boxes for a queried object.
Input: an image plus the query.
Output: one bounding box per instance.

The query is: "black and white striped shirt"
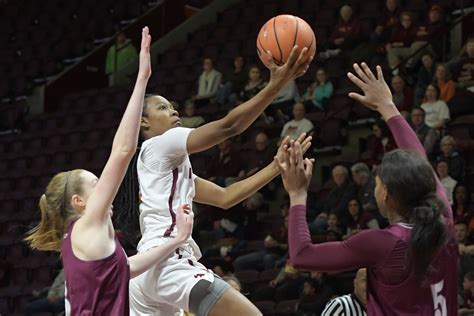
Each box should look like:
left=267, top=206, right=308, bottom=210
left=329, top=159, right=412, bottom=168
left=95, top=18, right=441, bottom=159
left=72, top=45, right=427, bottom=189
left=321, top=294, right=366, bottom=316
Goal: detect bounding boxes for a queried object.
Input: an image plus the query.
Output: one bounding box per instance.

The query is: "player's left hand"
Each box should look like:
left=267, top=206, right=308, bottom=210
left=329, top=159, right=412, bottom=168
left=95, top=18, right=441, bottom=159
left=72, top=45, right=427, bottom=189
left=275, top=133, right=311, bottom=171
left=138, top=26, right=152, bottom=81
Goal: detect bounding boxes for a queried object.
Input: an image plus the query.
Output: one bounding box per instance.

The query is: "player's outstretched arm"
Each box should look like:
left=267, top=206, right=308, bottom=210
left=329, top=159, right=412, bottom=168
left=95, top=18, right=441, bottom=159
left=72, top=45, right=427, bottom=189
left=186, top=46, right=312, bottom=154
left=347, top=63, right=452, bottom=226
left=81, top=27, right=152, bottom=225
left=128, top=205, right=193, bottom=278
left=194, top=134, right=311, bottom=209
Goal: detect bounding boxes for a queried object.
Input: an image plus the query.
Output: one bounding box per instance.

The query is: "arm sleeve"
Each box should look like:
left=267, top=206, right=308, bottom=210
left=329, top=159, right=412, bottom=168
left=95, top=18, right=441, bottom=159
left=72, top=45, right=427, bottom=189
left=288, top=205, right=395, bottom=272
left=386, top=115, right=453, bottom=227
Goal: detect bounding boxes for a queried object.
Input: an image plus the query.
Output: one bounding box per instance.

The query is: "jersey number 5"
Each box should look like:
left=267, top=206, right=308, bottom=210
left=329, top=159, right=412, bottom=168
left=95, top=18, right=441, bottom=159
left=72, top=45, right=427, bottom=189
left=431, top=280, right=447, bottom=316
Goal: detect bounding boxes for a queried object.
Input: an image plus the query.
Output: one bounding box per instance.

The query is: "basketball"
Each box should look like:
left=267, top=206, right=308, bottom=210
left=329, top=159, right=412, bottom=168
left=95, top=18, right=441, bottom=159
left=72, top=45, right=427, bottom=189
left=256, top=14, right=316, bottom=68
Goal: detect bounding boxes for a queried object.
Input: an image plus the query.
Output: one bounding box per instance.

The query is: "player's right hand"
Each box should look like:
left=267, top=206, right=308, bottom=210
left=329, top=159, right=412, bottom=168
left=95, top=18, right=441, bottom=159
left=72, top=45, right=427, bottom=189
left=267, top=45, right=312, bottom=88
left=175, top=204, right=194, bottom=242
left=138, top=26, right=152, bottom=81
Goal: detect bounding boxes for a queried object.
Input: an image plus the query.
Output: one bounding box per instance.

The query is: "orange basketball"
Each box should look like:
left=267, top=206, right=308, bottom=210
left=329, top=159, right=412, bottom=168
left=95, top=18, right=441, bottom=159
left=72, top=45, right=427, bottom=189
left=257, top=15, right=316, bottom=68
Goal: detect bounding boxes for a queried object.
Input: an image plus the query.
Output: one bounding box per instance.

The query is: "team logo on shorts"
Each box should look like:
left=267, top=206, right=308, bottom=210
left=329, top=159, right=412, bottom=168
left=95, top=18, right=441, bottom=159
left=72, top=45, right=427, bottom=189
left=194, top=273, right=205, bottom=279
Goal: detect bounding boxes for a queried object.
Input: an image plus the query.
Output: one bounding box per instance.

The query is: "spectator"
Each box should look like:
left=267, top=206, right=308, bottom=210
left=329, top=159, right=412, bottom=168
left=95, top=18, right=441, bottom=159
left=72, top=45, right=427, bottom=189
left=343, top=198, right=379, bottom=239
left=351, top=163, right=377, bottom=214
left=320, top=5, right=361, bottom=59
left=363, top=120, right=397, bottom=166
left=223, top=275, right=242, bottom=292
left=456, top=222, right=474, bottom=296
left=414, top=53, right=436, bottom=105
left=271, top=79, right=300, bottom=118
left=434, top=63, right=456, bottom=103
left=280, top=102, right=314, bottom=141
left=372, top=0, right=402, bottom=43
left=207, top=138, right=242, bottom=186
left=420, top=84, right=450, bottom=130
left=180, top=100, right=205, bottom=128
left=452, top=184, right=474, bottom=228
left=216, top=56, right=247, bottom=106
left=436, top=160, right=457, bottom=204
left=436, top=136, right=465, bottom=182
left=238, top=132, right=274, bottom=180
left=193, top=58, right=222, bottom=106
left=105, top=32, right=138, bottom=86
left=310, top=165, right=357, bottom=234
left=459, top=272, right=474, bottom=315
left=321, top=268, right=367, bottom=316
left=386, top=12, right=418, bottom=74
left=409, top=107, right=438, bottom=156
left=240, top=65, right=267, bottom=101
left=327, top=211, right=343, bottom=235
left=391, top=75, right=414, bottom=115
left=296, top=272, right=336, bottom=316
left=233, top=204, right=288, bottom=271
left=301, top=68, right=333, bottom=112
left=448, top=38, right=474, bottom=118
left=24, top=269, right=65, bottom=316
left=410, top=5, right=445, bottom=64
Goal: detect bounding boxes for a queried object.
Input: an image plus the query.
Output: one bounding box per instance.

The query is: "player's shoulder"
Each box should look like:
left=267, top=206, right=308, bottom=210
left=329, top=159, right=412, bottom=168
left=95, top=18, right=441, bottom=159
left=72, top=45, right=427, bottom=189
left=144, top=127, right=193, bottom=145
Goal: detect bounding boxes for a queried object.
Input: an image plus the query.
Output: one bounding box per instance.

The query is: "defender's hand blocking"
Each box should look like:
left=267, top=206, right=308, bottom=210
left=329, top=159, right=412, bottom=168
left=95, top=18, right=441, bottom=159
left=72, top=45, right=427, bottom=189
left=175, top=204, right=194, bottom=242
left=275, top=133, right=312, bottom=169
left=267, top=46, right=312, bottom=88
left=275, top=141, right=313, bottom=196
left=347, top=63, right=399, bottom=119
left=138, top=26, right=152, bottom=80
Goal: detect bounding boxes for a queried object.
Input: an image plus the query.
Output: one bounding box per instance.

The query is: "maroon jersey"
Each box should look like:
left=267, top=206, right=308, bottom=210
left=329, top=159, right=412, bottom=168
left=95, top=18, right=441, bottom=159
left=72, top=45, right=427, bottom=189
left=288, top=115, right=458, bottom=315
left=61, top=221, right=130, bottom=315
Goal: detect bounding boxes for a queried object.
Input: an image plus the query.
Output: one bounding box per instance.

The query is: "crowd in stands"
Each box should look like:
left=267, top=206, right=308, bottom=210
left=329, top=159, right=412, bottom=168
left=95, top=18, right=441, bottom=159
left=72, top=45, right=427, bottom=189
left=1, top=0, right=473, bottom=314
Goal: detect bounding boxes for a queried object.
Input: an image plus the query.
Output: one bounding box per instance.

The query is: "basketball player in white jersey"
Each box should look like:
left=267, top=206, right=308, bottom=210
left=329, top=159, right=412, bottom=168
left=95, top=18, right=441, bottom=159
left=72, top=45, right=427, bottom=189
left=122, top=46, right=313, bottom=315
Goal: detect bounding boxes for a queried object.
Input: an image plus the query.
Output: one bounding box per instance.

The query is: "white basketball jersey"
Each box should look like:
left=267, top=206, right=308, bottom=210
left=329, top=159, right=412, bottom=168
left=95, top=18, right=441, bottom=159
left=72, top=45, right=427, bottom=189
left=136, top=127, right=200, bottom=257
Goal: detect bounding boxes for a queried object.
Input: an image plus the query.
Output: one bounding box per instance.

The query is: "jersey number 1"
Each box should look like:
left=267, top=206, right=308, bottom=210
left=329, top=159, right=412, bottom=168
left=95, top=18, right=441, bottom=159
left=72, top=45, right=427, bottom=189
left=431, top=280, right=447, bottom=316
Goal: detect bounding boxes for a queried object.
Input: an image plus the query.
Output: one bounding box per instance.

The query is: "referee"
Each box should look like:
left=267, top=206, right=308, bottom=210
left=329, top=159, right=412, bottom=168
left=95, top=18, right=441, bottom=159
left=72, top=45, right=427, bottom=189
left=322, top=268, right=367, bottom=316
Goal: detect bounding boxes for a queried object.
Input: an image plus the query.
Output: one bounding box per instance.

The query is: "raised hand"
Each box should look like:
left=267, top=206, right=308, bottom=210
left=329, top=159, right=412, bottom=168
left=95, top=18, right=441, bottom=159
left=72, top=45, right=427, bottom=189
left=175, top=204, right=194, bottom=242
left=138, top=26, right=152, bottom=81
left=267, top=46, right=313, bottom=89
left=347, top=63, right=400, bottom=120
left=275, top=133, right=312, bottom=171
left=275, top=141, right=313, bottom=198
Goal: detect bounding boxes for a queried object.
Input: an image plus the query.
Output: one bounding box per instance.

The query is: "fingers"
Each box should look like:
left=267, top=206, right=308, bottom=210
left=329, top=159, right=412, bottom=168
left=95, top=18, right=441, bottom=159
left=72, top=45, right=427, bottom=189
left=294, top=142, right=303, bottom=168
left=295, top=133, right=307, bottom=144
left=295, top=56, right=312, bottom=77
left=286, top=45, right=300, bottom=67
left=300, top=135, right=312, bottom=153
left=353, top=63, right=371, bottom=84
left=274, top=156, right=286, bottom=174
left=361, top=62, right=376, bottom=81
left=347, top=72, right=367, bottom=90
left=304, top=158, right=314, bottom=179
left=347, top=92, right=366, bottom=104
left=280, top=136, right=290, bottom=149
left=267, top=50, right=277, bottom=69
left=376, top=65, right=385, bottom=82
left=294, top=47, right=308, bottom=66
left=302, top=141, right=312, bottom=153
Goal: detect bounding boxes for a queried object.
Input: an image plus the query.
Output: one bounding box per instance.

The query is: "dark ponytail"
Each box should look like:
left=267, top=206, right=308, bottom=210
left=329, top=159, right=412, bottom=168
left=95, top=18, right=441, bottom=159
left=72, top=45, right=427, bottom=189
left=410, top=192, right=447, bottom=281
left=378, top=149, right=448, bottom=282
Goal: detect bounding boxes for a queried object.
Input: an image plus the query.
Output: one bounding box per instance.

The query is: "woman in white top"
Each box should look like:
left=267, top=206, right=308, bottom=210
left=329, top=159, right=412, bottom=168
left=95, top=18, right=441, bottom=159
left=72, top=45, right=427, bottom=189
left=420, top=83, right=450, bottom=130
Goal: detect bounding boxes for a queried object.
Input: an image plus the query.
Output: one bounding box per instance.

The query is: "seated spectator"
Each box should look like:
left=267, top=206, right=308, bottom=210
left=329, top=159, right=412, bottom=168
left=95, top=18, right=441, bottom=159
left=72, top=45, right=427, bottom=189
left=280, top=102, right=314, bottom=141
left=322, top=268, right=367, bottom=316
left=193, top=58, right=222, bottom=106
left=391, top=75, right=414, bottom=115
left=363, top=120, right=397, bottom=166
left=105, top=31, right=138, bottom=86
left=310, top=165, right=357, bottom=233
left=351, top=163, right=378, bottom=214
left=409, top=5, right=445, bottom=65
left=180, top=100, right=205, bottom=128
left=216, top=55, right=247, bottom=106
left=372, top=0, right=401, bottom=43
left=459, top=272, right=474, bottom=315
left=296, top=272, right=336, bottom=316
left=343, top=198, right=379, bottom=239
left=326, top=211, right=344, bottom=237
left=436, top=136, right=465, bottom=182
left=420, top=84, right=450, bottom=130
left=386, top=11, right=418, bottom=74
left=252, top=261, right=306, bottom=302
left=434, top=63, right=456, bottom=103
left=409, top=107, right=438, bottom=156
left=271, top=79, right=300, bottom=117
left=238, top=132, right=274, bottom=180
left=452, top=184, right=474, bottom=228
left=448, top=38, right=474, bottom=118
left=436, top=160, right=457, bottom=204
left=240, top=65, right=267, bottom=102
left=233, top=202, right=288, bottom=271
left=301, top=68, right=333, bottom=112
left=24, top=269, right=65, bottom=316
left=320, top=5, right=361, bottom=59
left=208, top=138, right=242, bottom=186
left=456, top=222, right=474, bottom=256
left=414, top=53, right=436, bottom=105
